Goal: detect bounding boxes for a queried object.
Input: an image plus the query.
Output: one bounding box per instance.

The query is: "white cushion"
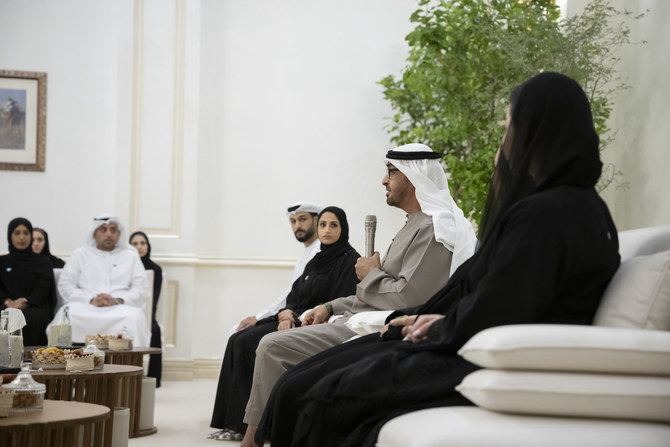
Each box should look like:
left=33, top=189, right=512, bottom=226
left=376, top=406, right=670, bottom=447
left=594, top=250, right=670, bottom=330
left=457, top=324, right=670, bottom=375
left=456, top=369, right=670, bottom=423
left=344, top=310, right=393, bottom=336
left=618, top=225, right=670, bottom=261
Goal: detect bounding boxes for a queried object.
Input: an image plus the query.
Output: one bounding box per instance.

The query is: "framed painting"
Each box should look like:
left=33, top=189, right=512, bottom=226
left=0, top=70, right=47, bottom=171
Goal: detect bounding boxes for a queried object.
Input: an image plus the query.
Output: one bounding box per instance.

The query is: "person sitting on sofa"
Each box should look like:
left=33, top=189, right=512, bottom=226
left=208, top=206, right=360, bottom=441
left=238, top=142, right=477, bottom=447
left=253, top=72, right=622, bottom=447
left=0, top=218, right=57, bottom=346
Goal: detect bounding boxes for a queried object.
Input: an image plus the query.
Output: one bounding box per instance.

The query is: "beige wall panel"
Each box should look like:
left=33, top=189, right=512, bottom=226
left=131, top=0, right=185, bottom=234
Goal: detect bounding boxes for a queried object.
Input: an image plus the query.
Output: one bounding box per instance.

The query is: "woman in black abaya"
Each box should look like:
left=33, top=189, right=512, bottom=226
left=255, top=72, right=621, bottom=447
left=0, top=218, right=57, bottom=346
left=32, top=228, right=66, bottom=268
left=130, top=231, right=163, bottom=387
left=208, top=206, right=360, bottom=441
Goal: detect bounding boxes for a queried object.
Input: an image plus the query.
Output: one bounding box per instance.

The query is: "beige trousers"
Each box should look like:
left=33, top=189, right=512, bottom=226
left=243, top=319, right=356, bottom=425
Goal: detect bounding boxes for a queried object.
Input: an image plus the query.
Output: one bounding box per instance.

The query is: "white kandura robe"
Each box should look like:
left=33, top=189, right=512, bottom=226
left=48, top=245, right=150, bottom=346
left=228, top=238, right=321, bottom=335
left=255, top=238, right=321, bottom=320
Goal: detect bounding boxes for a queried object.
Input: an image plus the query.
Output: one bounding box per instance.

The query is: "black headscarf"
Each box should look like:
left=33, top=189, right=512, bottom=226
left=129, top=231, right=154, bottom=265
left=129, top=231, right=163, bottom=304
left=6, top=218, right=53, bottom=274
left=33, top=227, right=65, bottom=268
left=478, top=72, right=602, bottom=243
left=308, top=206, right=354, bottom=269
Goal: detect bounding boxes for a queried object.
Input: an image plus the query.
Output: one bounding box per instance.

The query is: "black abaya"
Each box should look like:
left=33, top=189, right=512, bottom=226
left=1, top=218, right=56, bottom=346
left=129, top=231, right=163, bottom=387
left=210, top=206, right=361, bottom=433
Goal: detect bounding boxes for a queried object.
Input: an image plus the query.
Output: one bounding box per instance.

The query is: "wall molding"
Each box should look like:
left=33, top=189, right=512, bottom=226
left=129, top=0, right=145, bottom=232
left=163, top=279, right=179, bottom=347
left=152, top=255, right=297, bottom=269
left=129, top=0, right=186, bottom=236
left=49, top=253, right=297, bottom=269
left=163, top=358, right=221, bottom=381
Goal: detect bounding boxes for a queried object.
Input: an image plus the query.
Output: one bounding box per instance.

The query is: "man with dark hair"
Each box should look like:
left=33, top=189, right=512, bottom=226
left=232, top=202, right=324, bottom=333
left=209, top=202, right=324, bottom=440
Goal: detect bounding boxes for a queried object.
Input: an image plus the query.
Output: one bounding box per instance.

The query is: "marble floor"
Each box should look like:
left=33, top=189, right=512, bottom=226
left=129, top=378, right=245, bottom=447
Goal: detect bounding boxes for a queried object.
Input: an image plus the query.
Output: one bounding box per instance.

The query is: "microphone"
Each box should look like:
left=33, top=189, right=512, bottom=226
left=365, top=215, right=377, bottom=257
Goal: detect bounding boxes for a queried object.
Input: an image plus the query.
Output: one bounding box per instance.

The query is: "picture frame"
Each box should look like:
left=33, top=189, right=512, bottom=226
left=0, top=70, right=47, bottom=171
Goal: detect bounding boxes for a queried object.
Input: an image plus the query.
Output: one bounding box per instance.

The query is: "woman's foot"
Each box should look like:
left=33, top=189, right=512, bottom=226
left=214, top=431, right=244, bottom=441
left=208, top=429, right=243, bottom=441
left=239, top=425, right=259, bottom=447
left=208, top=430, right=227, bottom=439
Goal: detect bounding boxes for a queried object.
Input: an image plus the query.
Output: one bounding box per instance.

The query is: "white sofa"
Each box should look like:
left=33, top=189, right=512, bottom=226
left=375, top=225, right=670, bottom=447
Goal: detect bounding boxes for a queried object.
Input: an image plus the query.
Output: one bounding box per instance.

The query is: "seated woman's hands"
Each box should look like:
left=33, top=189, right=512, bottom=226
left=403, top=314, right=445, bottom=343
left=277, top=309, right=296, bottom=331
left=3, top=297, right=28, bottom=310
left=380, top=315, right=416, bottom=337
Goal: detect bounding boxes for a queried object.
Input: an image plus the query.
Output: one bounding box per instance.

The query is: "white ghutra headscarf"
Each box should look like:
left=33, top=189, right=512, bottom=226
left=286, top=202, right=324, bottom=218
left=386, top=143, right=477, bottom=274
left=87, top=214, right=132, bottom=250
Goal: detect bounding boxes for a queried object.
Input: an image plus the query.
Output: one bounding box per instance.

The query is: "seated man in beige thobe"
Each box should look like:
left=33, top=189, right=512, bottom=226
left=239, top=143, right=478, bottom=446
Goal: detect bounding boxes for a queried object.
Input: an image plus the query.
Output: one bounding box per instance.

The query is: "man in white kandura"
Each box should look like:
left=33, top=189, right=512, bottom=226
left=230, top=202, right=324, bottom=334
left=48, top=215, right=150, bottom=346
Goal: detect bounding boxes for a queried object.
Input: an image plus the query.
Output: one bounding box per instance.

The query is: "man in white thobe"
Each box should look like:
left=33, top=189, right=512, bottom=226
left=48, top=215, right=150, bottom=346
left=231, top=202, right=324, bottom=334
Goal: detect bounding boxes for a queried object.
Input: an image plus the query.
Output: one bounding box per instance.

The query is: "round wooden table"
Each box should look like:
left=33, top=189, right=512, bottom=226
left=102, top=346, right=162, bottom=367
left=24, top=346, right=162, bottom=368
left=0, top=399, right=109, bottom=447
left=31, top=365, right=144, bottom=447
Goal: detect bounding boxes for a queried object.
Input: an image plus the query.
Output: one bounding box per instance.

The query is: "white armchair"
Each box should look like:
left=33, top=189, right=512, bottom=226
left=376, top=225, right=670, bottom=447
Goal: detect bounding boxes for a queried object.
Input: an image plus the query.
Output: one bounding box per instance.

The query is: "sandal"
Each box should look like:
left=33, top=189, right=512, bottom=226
left=214, top=431, right=243, bottom=441
left=208, top=429, right=228, bottom=439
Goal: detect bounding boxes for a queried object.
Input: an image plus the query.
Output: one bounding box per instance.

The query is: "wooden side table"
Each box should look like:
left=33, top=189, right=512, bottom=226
left=0, top=400, right=109, bottom=447
left=24, top=346, right=162, bottom=368
left=103, top=346, right=162, bottom=367
left=31, top=365, right=143, bottom=447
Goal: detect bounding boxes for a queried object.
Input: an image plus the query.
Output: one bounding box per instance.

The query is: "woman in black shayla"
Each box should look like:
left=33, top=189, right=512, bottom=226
left=1, top=217, right=57, bottom=346
left=209, top=206, right=360, bottom=441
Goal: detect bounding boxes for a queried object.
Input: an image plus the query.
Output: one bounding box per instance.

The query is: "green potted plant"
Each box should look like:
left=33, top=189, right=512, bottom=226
left=380, top=0, right=644, bottom=223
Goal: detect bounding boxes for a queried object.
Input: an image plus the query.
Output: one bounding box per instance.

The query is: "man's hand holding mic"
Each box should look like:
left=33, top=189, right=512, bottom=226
left=355, top=253, right=381, bottom=280
left=358, top=214, right=380, bottom=280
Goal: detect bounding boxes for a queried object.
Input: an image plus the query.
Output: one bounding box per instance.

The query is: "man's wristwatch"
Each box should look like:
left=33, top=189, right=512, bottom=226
left=115, top=298, right=124, bottom=305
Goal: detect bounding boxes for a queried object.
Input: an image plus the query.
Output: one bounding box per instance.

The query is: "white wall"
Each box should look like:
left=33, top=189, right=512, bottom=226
left=0, top=0, right=417, bottom=378
left=568, top=0, right=670, bottom=229
left=1, top=0, right=667, bottom=378
left=0, top=1, right=128, bottom=245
